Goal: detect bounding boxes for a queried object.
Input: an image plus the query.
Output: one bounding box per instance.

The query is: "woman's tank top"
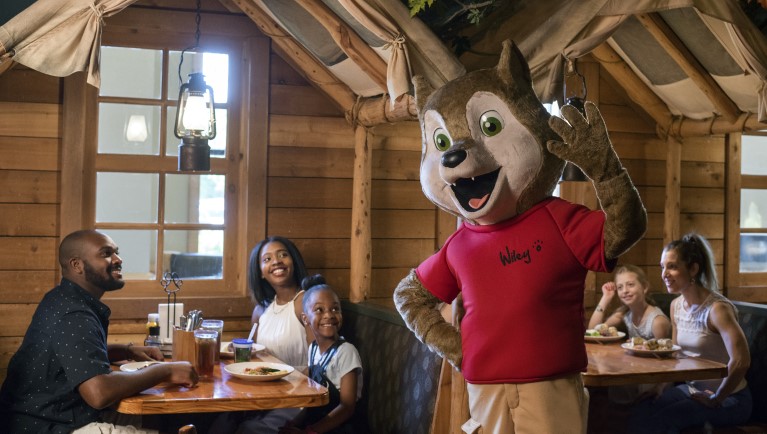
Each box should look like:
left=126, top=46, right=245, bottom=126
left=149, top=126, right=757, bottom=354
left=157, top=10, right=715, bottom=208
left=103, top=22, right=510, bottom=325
left=675, top=291, right=746, bottom=392
left=256, top=291, right=308, bottom=368
left=623, top=306, right=667, bottom=340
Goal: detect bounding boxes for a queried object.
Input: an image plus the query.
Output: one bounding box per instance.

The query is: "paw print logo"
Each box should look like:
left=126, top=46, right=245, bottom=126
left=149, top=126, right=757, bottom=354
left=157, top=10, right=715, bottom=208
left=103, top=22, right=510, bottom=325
left=533, top=240, right=543, bottom=252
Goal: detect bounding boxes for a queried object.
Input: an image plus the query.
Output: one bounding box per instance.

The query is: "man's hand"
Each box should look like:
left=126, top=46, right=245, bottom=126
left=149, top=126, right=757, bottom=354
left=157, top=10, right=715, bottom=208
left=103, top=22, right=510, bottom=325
left=167, top=361, right=199, bottom=388
left=128, top=345, right=164, bottom=362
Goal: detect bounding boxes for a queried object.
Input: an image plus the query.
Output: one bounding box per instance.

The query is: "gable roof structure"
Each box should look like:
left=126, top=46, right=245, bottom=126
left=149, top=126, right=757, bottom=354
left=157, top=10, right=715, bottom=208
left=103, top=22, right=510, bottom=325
left=2, top=0, right=767, bottom=135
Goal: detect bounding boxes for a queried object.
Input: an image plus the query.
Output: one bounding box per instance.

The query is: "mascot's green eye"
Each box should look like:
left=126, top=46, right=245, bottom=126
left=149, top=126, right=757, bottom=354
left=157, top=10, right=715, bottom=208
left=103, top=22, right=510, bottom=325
left=433, top=129, right=451, bottom=152
left=479, top=111, right=503, bottom=137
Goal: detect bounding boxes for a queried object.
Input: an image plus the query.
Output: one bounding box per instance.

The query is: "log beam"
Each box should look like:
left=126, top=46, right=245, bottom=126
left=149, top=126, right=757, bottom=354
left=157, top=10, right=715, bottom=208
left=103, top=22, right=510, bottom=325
left=294, top=0, right=388, bottom=91
left=665, top=113, right=767, bottom=138
left=349, top=125, right=371, bottom=302
left=231, top=0, right=356, bottom=113
left=350, top=94, right=418, bottom=127
left=664, top=135, right=682, bottom=245
left=590, top=42, right=672, bottom=129
left=636, top=13, right=740, bottom=123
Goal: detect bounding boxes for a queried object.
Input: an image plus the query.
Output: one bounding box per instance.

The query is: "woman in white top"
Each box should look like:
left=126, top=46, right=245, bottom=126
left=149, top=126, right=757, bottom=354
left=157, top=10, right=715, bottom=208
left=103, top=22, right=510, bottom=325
left=589, top=264, right=671, bottom=340
left=249, top=236, right=310, bottom=368
left=629, top=233, right=752, bottom=433
left=232, top=236, right=312, bottom=434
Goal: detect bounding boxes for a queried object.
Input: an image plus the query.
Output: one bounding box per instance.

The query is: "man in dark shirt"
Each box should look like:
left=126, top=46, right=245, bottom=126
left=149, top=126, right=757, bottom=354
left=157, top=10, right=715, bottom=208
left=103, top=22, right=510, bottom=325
left=0, top=230, right=199, bottom=433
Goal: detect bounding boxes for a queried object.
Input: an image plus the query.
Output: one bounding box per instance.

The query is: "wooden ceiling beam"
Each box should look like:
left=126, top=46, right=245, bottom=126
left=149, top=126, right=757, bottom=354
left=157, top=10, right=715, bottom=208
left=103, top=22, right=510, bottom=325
left=294, top=0, right=388, bottom=91
left=590, top=42, right=672, bottom=129
left=230, top=0, right=356, bottom=113
left=636, top=13, right=740, bottom=123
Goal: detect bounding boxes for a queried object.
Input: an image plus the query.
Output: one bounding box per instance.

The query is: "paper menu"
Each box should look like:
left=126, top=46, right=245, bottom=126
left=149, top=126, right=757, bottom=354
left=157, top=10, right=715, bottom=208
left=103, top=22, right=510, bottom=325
left=158, top=303, right=184, bottom=343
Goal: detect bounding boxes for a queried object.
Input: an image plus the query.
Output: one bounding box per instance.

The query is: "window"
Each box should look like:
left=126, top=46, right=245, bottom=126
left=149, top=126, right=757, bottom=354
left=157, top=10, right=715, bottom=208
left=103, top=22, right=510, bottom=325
left=739, top=134, right=767, bottom=274
left=95, top=46, right=230, bottom=284
left=58, top=9, right=270, bottom=299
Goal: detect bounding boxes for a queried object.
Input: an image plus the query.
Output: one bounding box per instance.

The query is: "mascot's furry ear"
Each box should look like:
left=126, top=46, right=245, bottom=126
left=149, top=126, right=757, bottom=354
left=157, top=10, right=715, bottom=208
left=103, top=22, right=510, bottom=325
left=497, top=40, right=532, bottom=87
left=412, top=75, right=435, bottom=115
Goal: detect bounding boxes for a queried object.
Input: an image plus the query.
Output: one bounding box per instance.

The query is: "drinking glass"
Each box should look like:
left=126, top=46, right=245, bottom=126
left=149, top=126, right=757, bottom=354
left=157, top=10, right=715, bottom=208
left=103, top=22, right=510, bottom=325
left=201, top=319, right=224, bottom=362
left=232, top=338, right=253, bottom=363
left=194, top=329, right=218, bottom=378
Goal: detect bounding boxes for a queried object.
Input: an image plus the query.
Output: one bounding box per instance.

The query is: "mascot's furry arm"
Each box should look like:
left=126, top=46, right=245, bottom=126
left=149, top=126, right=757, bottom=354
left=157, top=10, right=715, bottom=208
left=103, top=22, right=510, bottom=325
left=394, top=270, right=463, bottom=369
left=548, top=103, right=647, bottom=259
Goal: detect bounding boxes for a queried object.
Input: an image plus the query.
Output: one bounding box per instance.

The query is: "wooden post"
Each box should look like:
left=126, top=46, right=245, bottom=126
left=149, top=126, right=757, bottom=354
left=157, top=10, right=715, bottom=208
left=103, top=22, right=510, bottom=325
left=664, top=135, right=682, bottom=245
left=349, top=125, right=371, bottom=303
left=724, top=133, right=742, bottom=293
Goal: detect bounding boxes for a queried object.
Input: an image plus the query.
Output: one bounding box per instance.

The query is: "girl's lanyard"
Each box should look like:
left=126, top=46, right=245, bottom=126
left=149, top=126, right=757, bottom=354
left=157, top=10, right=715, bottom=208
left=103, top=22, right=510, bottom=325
left=308, top=338, right=345, bottom=382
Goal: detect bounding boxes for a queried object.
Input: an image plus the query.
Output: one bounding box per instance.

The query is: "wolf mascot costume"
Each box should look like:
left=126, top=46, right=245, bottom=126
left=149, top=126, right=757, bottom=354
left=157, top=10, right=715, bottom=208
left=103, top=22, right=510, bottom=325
left=393, top=40, right=647, bottom=433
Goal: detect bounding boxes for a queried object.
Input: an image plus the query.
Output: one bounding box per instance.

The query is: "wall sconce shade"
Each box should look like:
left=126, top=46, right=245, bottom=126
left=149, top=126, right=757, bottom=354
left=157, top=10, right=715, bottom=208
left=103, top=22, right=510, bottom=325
left=174, top=72, right=216, bottom=171
left=125, top=114, right=148, bottom=143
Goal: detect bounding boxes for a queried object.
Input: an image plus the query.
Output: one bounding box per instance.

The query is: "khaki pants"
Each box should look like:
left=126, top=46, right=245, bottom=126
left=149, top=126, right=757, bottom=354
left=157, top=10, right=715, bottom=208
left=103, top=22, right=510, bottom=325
left=467, top=374, right=589, bottom=434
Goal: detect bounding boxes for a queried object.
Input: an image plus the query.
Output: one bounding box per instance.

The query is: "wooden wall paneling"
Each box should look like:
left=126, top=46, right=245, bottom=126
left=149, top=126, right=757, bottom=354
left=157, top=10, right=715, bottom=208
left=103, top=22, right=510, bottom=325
left=350, top=126, right=372, bottom=302
left=270, top=84, right=345, bottom=117
left=267, top=208, right=351, bottom=238
left=0, top=67, right=61, bottom=104
left=372, top=149, right=421, bottom=180
left=0, top=270, right=56, bottom=303
left=369, top=268, right=417, bottom=299
left=269, top=53, right=310, bottom=86
left=0, top=137, right=59, bottom=171
left=268, top=147, right=355, bottom=178
left=0, top=170, right=58, bottom=203
left=0, top=237, right=57, bottom=270
left=268, top=177, right=353, bottom=208
left=371, top=239, right=440, bottom=268
left=369, top=121, right=421, bottom=152
left=0, top=204, right=57, bottom=236
left=293, top=239, right=351, bottom=269
left=0, top=101, right=60, bottom=138
left=269, top=115, right=353, bottom=148
left=622, top=160, right=724, bottom=188
left=599, top=104, right=656, bottom=134
left=371, top=210, right=438, bottom=239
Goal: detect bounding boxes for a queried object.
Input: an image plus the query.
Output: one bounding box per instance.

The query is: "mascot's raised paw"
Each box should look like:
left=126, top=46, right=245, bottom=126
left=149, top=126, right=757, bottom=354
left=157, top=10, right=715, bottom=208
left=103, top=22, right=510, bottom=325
left=546, top=101, right=622, bottom=183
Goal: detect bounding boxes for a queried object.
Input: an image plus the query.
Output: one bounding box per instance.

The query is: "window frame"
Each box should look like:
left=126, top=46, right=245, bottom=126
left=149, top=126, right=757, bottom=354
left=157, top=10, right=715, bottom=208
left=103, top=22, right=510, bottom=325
left=60, top=8, right=270, bottom=308
left=725, top=132, right=767, bottom=299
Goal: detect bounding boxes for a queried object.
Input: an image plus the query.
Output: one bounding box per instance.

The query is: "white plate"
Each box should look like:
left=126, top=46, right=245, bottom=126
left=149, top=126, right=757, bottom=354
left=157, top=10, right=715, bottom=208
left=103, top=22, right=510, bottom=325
left=584, top=331, right=626, bottom=343
left=120, top=361, right=163, bottom=372
left=220, top=342, right=266, bottom=358
left=621, top=343, right=681, bottom=357
left=224, top=362, right=294, bottom=382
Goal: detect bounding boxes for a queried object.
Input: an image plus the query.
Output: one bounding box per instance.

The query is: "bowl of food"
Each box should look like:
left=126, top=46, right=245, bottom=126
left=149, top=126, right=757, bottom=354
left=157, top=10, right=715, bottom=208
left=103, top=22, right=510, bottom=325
left=224, top=362, right=294, bottom=382
left=621, top=337, right=680, bottom=356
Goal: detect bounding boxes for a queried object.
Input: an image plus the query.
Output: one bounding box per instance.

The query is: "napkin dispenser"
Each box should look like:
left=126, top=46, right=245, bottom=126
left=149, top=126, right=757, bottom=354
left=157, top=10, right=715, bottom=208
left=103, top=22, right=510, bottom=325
left=158, top=303, right=184, bottom=344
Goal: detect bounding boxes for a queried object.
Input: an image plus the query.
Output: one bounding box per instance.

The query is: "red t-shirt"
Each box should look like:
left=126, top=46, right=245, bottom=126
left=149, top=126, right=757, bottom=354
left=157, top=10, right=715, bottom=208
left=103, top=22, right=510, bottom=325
left=416, top=197, right=615, bottom=383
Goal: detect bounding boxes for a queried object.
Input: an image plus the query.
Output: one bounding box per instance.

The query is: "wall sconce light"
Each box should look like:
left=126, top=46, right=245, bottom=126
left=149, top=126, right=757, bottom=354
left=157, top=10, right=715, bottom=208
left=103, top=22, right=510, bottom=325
left=125, top=114, right=148, bottom=143
left=174, top=72, right=216, bottom=171
left=560, top=57, right=588, bottom=182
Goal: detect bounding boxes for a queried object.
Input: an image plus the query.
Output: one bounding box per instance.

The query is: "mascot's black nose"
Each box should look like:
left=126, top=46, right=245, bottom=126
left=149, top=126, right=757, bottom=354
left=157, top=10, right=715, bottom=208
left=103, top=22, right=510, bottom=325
left=441, top=149, right=466, bottom=168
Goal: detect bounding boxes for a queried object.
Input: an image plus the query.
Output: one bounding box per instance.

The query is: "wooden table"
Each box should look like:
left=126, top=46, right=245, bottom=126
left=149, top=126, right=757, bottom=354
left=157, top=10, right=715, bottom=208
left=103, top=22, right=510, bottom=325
left=116, top=353, right=328, bottom=415
left=583, top=342, right=728, bottom=387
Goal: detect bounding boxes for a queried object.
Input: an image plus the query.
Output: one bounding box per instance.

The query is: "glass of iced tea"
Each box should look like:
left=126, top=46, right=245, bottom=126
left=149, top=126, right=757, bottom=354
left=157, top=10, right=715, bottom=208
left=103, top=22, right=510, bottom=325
left=200, top=319, right=224, bottom=362
left=194, top=329, right=218, bottom=378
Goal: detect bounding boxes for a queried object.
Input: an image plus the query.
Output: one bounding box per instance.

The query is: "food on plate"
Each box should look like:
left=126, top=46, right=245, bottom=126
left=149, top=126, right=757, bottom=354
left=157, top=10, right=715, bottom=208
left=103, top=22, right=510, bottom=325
left=593, top=323, right=619, bottom=337
left=627, top=337, right=674, bottom=351
left=585, top=329, right=600, bottom=337
left=243, top=366, right=288, bottom=376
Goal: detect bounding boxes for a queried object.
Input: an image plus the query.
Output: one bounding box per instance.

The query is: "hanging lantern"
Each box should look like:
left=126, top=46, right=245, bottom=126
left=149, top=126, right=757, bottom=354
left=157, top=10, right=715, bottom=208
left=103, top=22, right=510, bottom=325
left=174, top=72, right=216, bottom=171
left=560, top=58, right=588, bottom=182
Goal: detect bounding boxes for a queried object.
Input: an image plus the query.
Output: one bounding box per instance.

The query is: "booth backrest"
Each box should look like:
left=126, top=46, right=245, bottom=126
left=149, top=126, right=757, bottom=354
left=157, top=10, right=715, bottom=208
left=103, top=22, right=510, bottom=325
left=340, top=301, right=443, bottom=434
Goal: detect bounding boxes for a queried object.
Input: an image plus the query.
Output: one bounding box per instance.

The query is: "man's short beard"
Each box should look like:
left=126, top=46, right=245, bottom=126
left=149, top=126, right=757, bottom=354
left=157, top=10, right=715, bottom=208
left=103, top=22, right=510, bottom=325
left=84, top=261, right=125, bottom=291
